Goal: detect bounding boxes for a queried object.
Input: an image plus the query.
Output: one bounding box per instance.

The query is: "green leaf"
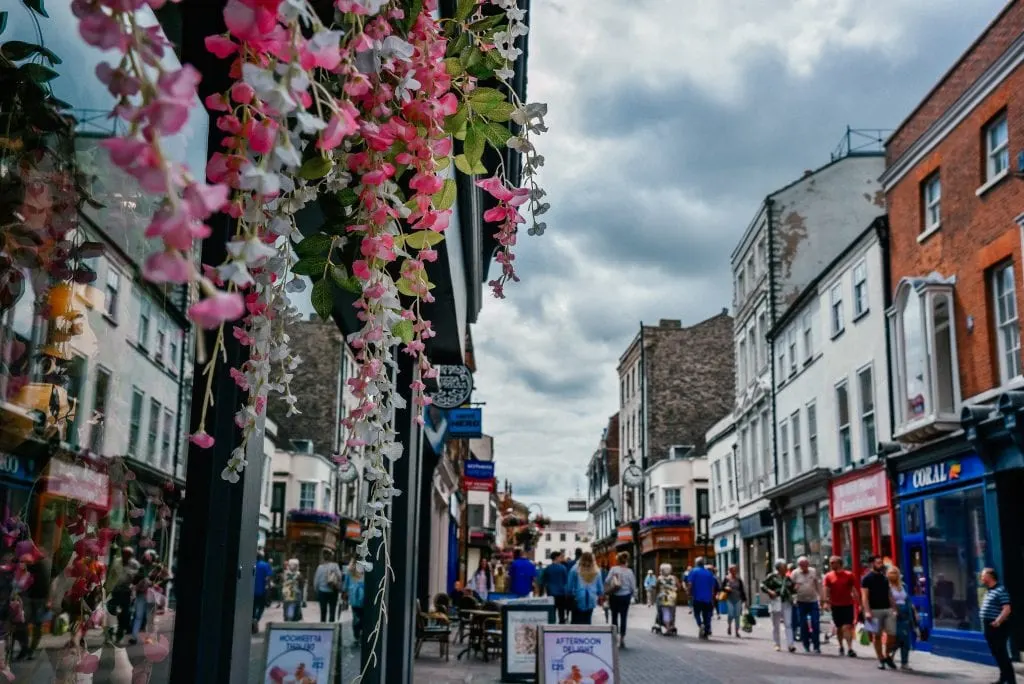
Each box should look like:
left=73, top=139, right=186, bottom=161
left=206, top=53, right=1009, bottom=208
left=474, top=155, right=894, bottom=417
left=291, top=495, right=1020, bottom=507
left=396, top=278, right=418, bottom=298
left=1, top=41, right=38, bottom=61
left=337, top=187, right=359, bottom=207
left=19, top=62, right=58, bottom=83
left=291, top=256, right=329, bottom=276
left=435, top=156, right=451, bottom=172
left=404, top=0, right=423, bottom=32
left=310, top=278, right=333, bottom=321
left=405, top=231, right=446, bottom=250
left=453, top=154, right=473, bottom=175
left=0, top=12, right=8, bottom=37
left=444, top=58, right=464, bottom=77
left=444, top=104, right=469, bottom=139
left=460, top=46, right=484, bottom=73
left=294, top=233, right=334, bottom=258
left=482, top=101, right=516, bottom=123
left=448, top=31, right=470, bottom=59
left=478, top=121, right=511, bottom=149
left=464, top=123, right=485, bottom=168
left=391, top=320, right=415, bottom=344
left=467, top=15, right=506, bottom=32
left=468, top=87, right=507, bottom=109
left=330, top=264, right=362, bottom=294
left=298, top=156, right=334, bottom=180
left=432, top=179, right=457, bottom=211
left=23, top=0, right=48, bottom=18
left=455, top=0, right=476, bottom=21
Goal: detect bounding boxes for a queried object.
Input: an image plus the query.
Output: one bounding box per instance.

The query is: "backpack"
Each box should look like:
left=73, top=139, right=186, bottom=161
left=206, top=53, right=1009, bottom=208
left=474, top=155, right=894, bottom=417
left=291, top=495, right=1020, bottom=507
left=327, top=565, right=342, bottom=591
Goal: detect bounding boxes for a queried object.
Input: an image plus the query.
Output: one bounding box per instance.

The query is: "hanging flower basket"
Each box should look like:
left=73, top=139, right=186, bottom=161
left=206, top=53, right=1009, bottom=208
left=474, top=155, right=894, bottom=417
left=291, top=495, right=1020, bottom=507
left=639, top=514, right=694, bottom=531
left=514, top=525, right=540, bottom=548
left=503, top=514, right=525, bottom=528
left=287, top=509, right=340, bottom=526
left=532, top=514, right=551, bottom=528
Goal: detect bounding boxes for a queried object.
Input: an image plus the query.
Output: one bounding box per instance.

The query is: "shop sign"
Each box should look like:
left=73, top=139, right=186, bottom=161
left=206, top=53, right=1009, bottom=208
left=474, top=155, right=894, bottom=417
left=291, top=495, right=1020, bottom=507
left=897, top=453, right=985, bottom=496
left=45, top=459, right=109, bottom=507
left=344, top=522, right=361, bottom=540
left=463, top=476, right=495, bottom=492
left=261, top=622, right=340, bottom=683
left=615, top=525, right=633, bottom=544
left=536, top=624, right=620, bottom=684
left=739, top=510, right=773, bottom=538
left=463, top=459, right=495, bottom=480
left=567, top=498, right=587, bottom=513
left=501, top=603, right=555, bottom=682
left=447, top=407, right=483, bottom=438
left=831, top=469, right=888, bottom=520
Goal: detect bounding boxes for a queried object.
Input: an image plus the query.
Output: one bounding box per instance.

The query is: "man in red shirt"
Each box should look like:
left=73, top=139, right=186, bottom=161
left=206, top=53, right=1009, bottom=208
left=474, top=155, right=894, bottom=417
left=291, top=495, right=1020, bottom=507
left=823, top=556, right=860, bottom=657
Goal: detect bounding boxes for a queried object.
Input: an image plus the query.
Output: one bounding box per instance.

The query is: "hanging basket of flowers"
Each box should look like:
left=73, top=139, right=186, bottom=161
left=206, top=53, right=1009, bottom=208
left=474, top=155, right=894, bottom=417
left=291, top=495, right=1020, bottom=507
left=514, top=525, right=540, bottom=549
left=503, top=514, right=525, bottom=528
left=532, top=514, right=551, bottom=528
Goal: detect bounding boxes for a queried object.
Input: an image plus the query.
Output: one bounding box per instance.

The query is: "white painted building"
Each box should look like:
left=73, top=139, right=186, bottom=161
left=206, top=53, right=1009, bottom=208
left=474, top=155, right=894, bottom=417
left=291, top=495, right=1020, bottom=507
left=707, top=412, right=740, bottom=572
left=765, top=220, right=891, bottom=569
left=535, top=520, right=591, bottom=564
left=271, top=443, right=337, bottom=514
left=643, top=449, right=710, bottom=522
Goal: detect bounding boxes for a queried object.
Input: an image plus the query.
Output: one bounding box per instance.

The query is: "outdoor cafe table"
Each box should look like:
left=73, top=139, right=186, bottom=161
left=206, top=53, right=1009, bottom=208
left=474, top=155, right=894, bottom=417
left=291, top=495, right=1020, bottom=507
left=456, top=609, right=501, bottom=661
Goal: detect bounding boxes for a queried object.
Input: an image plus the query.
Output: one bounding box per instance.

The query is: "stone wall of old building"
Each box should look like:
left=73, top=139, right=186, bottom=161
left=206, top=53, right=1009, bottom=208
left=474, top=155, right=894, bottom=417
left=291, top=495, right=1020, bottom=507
left=645, top=312, right=736, bottom=465
left=266, top=316, right=345, bottom=455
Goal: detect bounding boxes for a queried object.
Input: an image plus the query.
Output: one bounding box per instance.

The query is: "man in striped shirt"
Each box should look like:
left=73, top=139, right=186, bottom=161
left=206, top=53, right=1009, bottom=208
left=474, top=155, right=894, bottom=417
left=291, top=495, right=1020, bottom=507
left=980, top=567, right=1016, bottom=684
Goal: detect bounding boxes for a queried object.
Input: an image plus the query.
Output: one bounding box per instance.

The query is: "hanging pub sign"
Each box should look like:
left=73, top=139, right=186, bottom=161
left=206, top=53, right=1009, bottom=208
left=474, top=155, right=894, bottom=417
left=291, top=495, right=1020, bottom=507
left=261, top=622, right=341, bottom=683
left=566, top=499, right=587, bottom=513
left=536, top=624, right=620, bottom=684
left=430, top=364, right=474, bottom=409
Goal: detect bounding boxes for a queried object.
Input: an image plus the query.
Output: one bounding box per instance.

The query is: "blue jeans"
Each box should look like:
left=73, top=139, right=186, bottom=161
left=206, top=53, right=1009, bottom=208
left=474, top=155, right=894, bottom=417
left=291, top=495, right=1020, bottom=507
left=726, top=600, right=742, bottom=631
left=797, top=601, right=820, bottom=651
left=131, top=595, right=148, bottom=639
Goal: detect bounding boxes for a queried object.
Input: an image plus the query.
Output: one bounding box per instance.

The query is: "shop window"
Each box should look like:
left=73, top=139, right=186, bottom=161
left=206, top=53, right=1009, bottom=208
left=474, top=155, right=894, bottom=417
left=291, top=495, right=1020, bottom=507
left=926, top=487, right=989, bottom=632
left=879, top=513, right=892, bottom=565
left=818, top=506, right=831, bottom=563
left=909, top=545, right=927, bottom=597
left=904, top=501, right=922, bottom=535
left=839, top=522, right=854, bottom=570
left=856, top=519, right=874, bottom=570
left=786, top=513, right=805, bottom=560
left=889, top=278, right=961, bottom=438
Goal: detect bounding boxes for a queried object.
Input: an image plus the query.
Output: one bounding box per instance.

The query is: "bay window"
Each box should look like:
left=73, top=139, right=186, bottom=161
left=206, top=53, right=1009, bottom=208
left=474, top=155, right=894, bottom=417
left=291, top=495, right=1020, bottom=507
left=888, top=276, right=961, bottom=440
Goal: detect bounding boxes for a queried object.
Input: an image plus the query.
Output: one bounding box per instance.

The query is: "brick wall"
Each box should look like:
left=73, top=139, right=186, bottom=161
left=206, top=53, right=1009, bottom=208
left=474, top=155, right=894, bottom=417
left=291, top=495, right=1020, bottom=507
left=266, top=317, right=344, bottom=454
left=887, top=66, right=1024, bottom=400
left=645, top=313, right=735, bottom=464
left=887, top=1, right=1024, bottom=165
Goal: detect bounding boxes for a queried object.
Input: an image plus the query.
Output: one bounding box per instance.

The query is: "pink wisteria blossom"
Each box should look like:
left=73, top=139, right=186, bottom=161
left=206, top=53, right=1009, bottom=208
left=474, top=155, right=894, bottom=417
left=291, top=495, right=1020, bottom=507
left=189, top=291, right=246, bottom=329
left=190, top=431, right=215, bottom=449
left=143, top=251, right=191, bottom=284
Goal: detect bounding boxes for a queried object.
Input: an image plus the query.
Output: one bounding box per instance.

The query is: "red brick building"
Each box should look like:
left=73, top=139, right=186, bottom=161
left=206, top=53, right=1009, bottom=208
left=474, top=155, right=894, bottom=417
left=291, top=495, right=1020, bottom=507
left=879, top=1, right=1024, bottom=666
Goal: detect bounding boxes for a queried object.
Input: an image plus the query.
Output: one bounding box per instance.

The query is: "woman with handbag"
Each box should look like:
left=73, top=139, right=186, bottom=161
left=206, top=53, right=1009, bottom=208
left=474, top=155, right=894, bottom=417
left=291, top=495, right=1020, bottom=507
left=723, top=565, right=747, bottom=638
left=604, top=552, right=637, bottom=648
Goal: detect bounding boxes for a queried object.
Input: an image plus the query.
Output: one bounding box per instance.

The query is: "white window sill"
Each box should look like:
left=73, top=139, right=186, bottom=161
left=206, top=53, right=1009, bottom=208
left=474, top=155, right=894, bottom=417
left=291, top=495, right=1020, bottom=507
left=917, top=224, right=941, bottom=244
left=976, top=169, right=1009, bottom=197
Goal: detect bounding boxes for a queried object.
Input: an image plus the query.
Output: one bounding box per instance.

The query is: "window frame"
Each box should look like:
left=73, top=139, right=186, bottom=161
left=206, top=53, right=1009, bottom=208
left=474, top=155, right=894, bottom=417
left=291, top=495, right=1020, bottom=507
left=137, top=294, right=152, bottom=351
left=922, top=172, right=941, bottom=232
left=161, top=408, right=174, bottom=470
left=787, top=327, right=797, bottom=377
left=806, top=401, right=818, bottom=467
left=992, top=261, right=1022, bottom=385
left=298, top=482, right=317, bottom=510
left=779, top=419, right=790, bottom=483
left=88, top=366, right=112, bottom=455
left=858, top=365, right=876, bottom=460
left=984, top=112, right=1009, bottom=183
left=830, top=282, right=845, bottom=337
left=791, top=410, right=802, bottom=475
left=801, top=310, right=813, bottom=361
left=104, top=268, right=121, bottom=321
left=128, top=388, right=145, bottom=457
left=664, top=487, right=682, bottom=516
left=836, top=380, right=852, bottom=466
left=147, top=398, right=162, bottom=463
left=852, top=260, right=869, bottom=318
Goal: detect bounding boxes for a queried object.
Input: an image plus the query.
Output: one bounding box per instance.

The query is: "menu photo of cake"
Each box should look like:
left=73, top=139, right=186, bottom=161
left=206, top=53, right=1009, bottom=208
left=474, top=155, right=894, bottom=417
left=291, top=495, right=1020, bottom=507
left=267, top=660, right=318, bottom=684
left=557, top=664, right=611, bottom=684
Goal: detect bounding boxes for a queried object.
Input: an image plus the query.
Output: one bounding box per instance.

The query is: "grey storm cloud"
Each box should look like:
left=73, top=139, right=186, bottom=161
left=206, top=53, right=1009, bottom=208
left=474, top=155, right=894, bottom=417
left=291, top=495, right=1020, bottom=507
left=467, top=0, right=1007, bottom=519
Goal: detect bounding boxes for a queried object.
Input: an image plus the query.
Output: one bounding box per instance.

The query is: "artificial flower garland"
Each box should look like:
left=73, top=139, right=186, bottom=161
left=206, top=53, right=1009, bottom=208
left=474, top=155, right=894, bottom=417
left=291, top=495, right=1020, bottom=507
left=76, top=0, right=547, bottom=679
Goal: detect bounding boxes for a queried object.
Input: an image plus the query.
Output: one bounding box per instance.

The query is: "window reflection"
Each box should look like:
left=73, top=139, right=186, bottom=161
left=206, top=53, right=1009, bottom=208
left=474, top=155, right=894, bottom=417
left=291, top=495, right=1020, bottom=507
left=1, top=4, right=204, bottom=678
left=901, top=289, right=927, bottom=419
left=926, top=488, right=988, bottom=632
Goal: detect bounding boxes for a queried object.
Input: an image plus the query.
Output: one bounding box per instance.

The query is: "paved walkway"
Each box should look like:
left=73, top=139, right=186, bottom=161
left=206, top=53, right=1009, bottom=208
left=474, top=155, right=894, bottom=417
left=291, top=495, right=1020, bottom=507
left=413, top=604, right=1017, bottom=684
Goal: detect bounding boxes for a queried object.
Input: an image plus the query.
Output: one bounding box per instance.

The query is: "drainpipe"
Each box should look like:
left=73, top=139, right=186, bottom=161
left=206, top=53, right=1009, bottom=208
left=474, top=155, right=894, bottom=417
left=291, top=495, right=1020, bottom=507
left=877, top=216, right=896, bottom=441
left=765, top=198, right=778, bottom=485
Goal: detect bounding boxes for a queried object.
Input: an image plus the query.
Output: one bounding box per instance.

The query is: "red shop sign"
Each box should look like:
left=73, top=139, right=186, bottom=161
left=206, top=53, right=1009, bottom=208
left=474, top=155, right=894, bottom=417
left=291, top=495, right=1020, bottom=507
left=831, top=468, right=888, bottom=521
left=463, top=476, right=495, bottom=492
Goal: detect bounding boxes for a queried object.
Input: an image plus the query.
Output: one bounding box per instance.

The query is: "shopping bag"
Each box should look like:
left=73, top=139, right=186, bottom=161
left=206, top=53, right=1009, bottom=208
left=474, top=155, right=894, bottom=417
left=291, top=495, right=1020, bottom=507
left=857, top=624, right=871, bottom=646
left=741, top=611, right=756, bottom=633
left=768, top=598, right=782, bottom=613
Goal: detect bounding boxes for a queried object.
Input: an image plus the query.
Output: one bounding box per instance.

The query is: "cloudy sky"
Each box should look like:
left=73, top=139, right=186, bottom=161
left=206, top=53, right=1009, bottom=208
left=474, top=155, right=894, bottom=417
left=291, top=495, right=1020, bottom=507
left=466, top=0, right=1007, bottom=518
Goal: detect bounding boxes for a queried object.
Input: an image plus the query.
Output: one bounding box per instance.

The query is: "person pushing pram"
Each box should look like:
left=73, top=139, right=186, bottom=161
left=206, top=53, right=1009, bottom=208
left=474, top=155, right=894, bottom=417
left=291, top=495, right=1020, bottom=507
left=652, top=563, right=679, bottom=635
